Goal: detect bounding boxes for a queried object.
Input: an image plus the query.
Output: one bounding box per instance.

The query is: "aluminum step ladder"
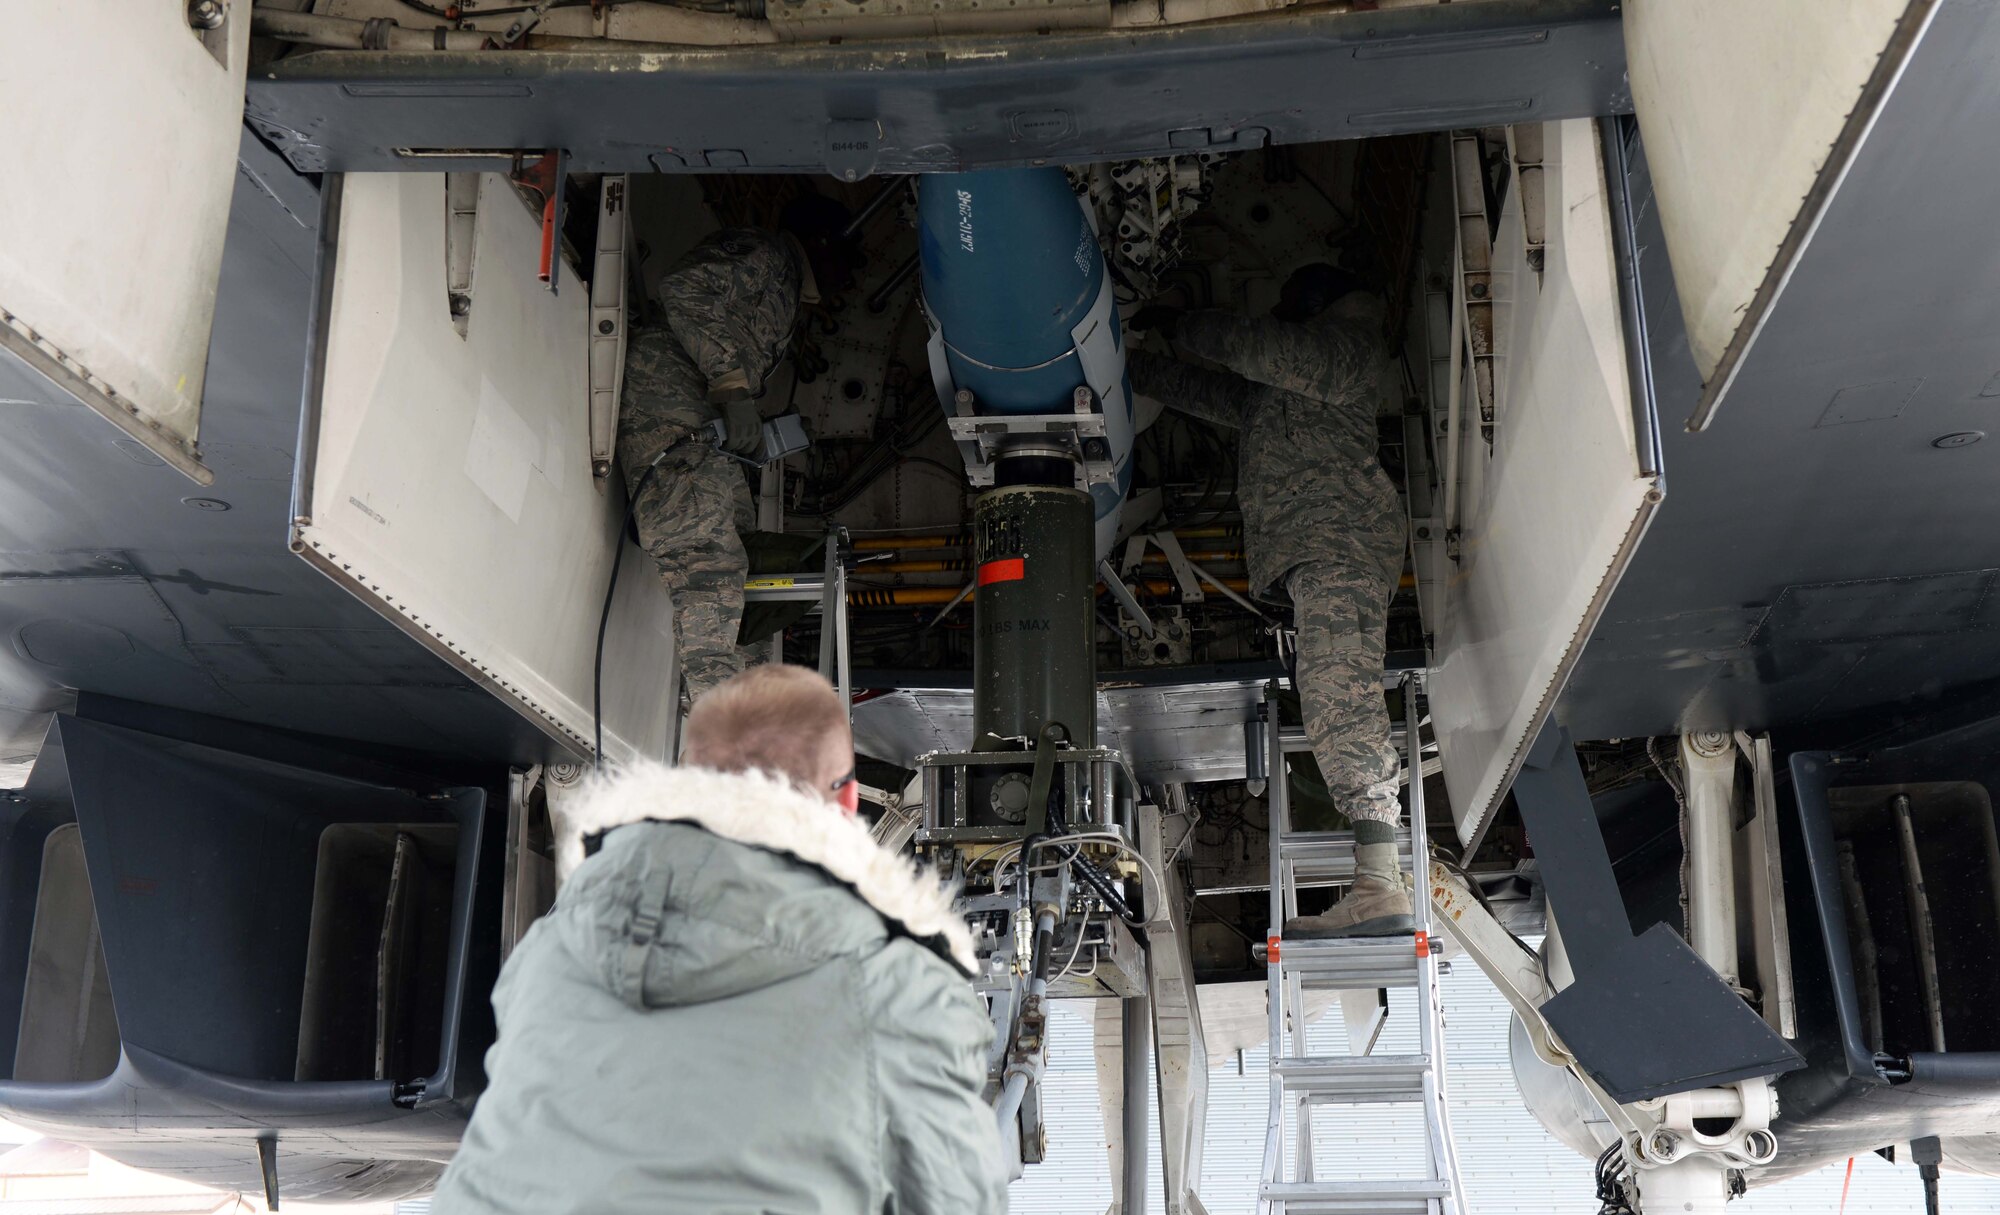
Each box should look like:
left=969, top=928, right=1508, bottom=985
left=1255, top=674, right=1466, bottom=1215
left=740, top=525, right=850, bottom=704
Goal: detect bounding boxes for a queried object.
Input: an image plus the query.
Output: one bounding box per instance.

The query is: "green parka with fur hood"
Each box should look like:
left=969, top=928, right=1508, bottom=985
left=431, top=763, right=1006, bottom=1215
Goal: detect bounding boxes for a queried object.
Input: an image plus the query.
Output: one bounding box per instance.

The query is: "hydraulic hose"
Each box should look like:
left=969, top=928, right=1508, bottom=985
left=593, top=459, right=665, bottom=769
left=993, top=908, right=1058, bottom=1133
left=253, top=6, right=777, bottom=50
left=1107, top=0, right=1352, bottom=27
left=253, top=10, right=490, bottom=49
left=1045, top=796, right=1141, bottom=925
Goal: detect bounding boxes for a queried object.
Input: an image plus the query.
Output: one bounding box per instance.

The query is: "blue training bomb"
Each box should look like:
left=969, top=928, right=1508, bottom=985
left=916, top=168, right=1136, bottom=561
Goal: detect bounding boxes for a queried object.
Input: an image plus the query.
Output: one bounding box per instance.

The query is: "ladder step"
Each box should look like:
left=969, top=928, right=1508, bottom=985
left=742, top=574, right=828, bottom=604
left=1273, top=1055, right=1431, bottom=1102
left=1259, top=687, right=1462, bottom=1215
left=1277, top=936, right=1424, bottom=987
left=1261, top=1179, right=1451, bottom=1214
left=1276, top=832, right=1414, bottom=877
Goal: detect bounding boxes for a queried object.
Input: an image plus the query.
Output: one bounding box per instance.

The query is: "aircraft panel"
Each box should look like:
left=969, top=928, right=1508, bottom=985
left=1562, top=0, right=2000, bottom=741
left=294, top=173, right=675, bottom=765
left=1426, top=119, right=1660, bottom=850
left=242, top=0, right=1629, bottom=176
left=0, top=1, right=252, bottom=484
left=1624, top=0, right=1937, bottom=429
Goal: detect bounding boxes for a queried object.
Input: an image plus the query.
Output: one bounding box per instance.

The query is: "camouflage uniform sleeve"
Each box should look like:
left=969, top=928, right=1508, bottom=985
left=660, top=229, right=802, bottom=400
left=1126, top=349, right=1250, bottom=430
left=1174, top=310, right=1376, bottom=408
left=618, top=227, right=804, bottom=473
left=618, top=327, right=713, bottom=467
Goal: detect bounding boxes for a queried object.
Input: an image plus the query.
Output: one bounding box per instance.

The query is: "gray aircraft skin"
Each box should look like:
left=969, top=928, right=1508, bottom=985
left=5, top=0, right=2000, bottom=1204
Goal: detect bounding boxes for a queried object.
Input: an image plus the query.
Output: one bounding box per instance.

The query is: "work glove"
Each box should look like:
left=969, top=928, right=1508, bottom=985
left=1127, top=305, right=1183, bottom=339
left=720, top=398, right=765, bottom=459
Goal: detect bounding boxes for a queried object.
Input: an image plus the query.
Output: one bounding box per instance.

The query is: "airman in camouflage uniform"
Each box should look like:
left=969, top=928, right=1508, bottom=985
left=1127, top=268, right=1412, bottom=937
left=618, top=229, right=803, bottom=701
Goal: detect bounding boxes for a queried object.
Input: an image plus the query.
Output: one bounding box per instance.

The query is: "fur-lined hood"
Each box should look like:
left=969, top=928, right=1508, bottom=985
left=556, top=762, right=975, bottom=973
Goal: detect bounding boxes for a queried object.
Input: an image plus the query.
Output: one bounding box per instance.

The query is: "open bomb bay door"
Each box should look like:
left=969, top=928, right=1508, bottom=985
left=0, top=2, right=254, bottom=483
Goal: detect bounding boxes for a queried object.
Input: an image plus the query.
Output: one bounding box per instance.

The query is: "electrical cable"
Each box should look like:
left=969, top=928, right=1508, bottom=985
left=1055, top=906, right=1096, bottom=980
left=1036, top=832, right=1170, bottom=902
left=1153, top=413, right=1239, bottom=533
left=397, top=0, right=592, bottom=17
left=1594, top=1141, right=1638, bottom=1215
left=900, top=455, right=968, bottom=482
left=1046, top=798, right=1147, bottom=926
left=1070, top=856, right=1142, bottom=925
left=984, top=724, right=1157, bottom=927
left=793, top=341, right=928, bottom=517
left=1189, top=894, right=1263, bottom=947
left=991, top=805, right=1143, bottom=924
left=598, top=357, right=804, bottom=739
left=593, top=454, right=667, bottom=771
left=1647, top=736, right=1693, bottom=940
left=810, top=401, right=945, bottom=516
left=1060, top=944, right=1103, bottom=982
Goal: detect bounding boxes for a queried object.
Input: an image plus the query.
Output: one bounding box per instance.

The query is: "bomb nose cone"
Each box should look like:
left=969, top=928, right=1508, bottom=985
left=917, top=169, right=1104, bottom=413
left=916, top=167, right=1135, bottom=561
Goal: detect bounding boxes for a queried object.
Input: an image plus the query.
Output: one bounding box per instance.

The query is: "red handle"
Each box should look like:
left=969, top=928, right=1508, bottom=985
left=538, top=193, right=557, bottom=284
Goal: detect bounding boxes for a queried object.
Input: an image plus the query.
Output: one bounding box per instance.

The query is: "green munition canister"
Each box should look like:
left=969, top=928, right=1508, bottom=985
left=971, top=485, right=1097, bottom=748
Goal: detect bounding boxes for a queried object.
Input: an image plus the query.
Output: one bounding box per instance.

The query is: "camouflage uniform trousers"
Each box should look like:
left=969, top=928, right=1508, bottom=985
left=1288, top=556, right=1401, bottom=826
left=627, top=441, right=756, bottom=702
left=614, top=229, right=801, bottom=703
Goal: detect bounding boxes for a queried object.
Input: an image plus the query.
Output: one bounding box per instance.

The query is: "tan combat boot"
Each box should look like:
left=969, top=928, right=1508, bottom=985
left=1283, top=840, right=1414, bottom=939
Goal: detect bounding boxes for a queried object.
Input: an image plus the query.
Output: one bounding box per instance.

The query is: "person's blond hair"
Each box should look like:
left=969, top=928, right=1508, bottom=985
left=682, top=664, right=851, bottom=792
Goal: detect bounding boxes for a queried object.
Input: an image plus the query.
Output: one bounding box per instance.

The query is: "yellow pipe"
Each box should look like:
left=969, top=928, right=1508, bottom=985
left=849, top=570, right=1411, bottom=607
left=851, top=525, right=1243, bottom=553
left=845, top=579, right=1255, bottom=609
left=848, top=586, right=965, bottom=607
left=852, top=533, right=967, bottom=552
left=1141, top=549, right=1244, bottom=566
left=1134, top=568, right=1415, bottom=590
left=1132, top=578, right=1251, bottom=596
